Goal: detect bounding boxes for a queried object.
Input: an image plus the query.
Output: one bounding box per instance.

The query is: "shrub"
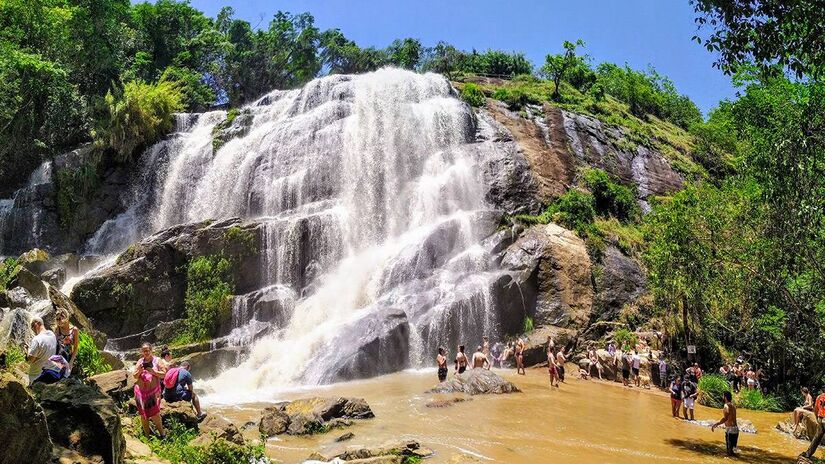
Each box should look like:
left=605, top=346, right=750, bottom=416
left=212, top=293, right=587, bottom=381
left=183, top=256, right=234, bottom=341
left=613, top=328, right=638, bottom=351
left=492, top=87, right=531, bottom=110
left=142, top=419, right=269, bottom=464
left=581, top=168, right=639, bottom=222
left=74, top=331, right=111, bottom=377
left=736, top=388, right=783, bottom=412
left=460, top=83, right=486, bottom=107
left=698, top=374, right=731, bottom=408
left=0, top=257, right=21, bottom=291
left=547, top=189, right=596, bottom=237
left=1, top=344, right=25, bottom=370
left=103, top=79, right=184, bottom=162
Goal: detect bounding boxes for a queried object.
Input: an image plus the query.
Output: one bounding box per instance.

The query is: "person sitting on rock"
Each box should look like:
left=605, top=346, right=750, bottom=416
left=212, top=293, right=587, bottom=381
left=26, top=316, right=62, bottom=385
left=794, top=387, right=815, bottom=434
left=471, top=346, right=489, bottom=369
left=53, top=308, right=79, bottom=377
left=163, top=361, right=207, bottom=421
left=133, top=343, right=165, bottom=437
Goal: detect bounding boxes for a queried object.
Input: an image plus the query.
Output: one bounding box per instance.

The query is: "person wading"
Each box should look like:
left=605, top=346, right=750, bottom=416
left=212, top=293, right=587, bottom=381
left=556, top=347, right=566, bottom=383
left=455, top=345, right=468, bottom=374
left=515, top=338, right=525, bottom=375
left=436, top=347, right=448, bottom=382
left=670, top=376, right=683, bottom=418
left=472, top=346, right=489, bottom=369
left=711, top=391, right=739, bottom=456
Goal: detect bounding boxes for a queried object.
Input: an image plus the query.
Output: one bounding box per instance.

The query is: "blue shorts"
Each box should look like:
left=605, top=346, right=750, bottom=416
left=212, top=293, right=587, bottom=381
left=163, top=389, right=192, bottom=403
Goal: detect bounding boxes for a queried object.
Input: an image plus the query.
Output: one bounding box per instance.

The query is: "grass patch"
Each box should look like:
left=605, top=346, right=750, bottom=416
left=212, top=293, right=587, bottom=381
left=698, top=374, right=731, bottom=408
left=1, top=344, right=25, bottom=370
left=593, top=218, right=644, bottom=255
left=735, top=388, right=783, bottom=412
left=460, top=83, right=486, bottom=107
left=141, top=419, right=269, bottom=464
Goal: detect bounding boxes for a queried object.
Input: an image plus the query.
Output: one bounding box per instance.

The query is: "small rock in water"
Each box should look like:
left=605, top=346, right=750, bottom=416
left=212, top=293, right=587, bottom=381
left=428, top=369, right=520, bottom=395
left=426, top=397, right=472, bottom=408
left=336, top=431, right=355, bottom=442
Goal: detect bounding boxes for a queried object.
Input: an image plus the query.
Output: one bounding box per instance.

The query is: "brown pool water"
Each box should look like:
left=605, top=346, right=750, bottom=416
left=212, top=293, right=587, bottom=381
left=211, top=367, right=814, bottom=463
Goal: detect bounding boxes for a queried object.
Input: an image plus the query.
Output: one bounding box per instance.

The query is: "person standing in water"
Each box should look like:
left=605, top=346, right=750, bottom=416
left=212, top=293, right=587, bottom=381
left=556, top=347, right=566, bottom=383
left=515, top=338, right=525, bottom=375
left=547, top=346, right=559, bottom=388
left=472, top=346, right=489, bottom=369
left=711, top=391, right=738, bottom=456
left=631, top=350, right=642, bottom=387
left=455, top=345, right=468, bottom=374
left=482, top=337, right=491, bottom=370
left=436, top=347, right=448, bottom=382
left=670, top=376, right=683, bottom=418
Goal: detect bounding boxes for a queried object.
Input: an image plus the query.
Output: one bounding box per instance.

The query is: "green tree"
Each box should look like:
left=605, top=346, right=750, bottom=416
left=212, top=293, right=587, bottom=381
left=386, top=38, right=423, bottom=70
left=541, top=39, right=588, bottom=100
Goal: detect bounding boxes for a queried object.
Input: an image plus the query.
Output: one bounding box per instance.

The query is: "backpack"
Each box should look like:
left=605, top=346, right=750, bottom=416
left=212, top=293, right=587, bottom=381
left=163, top=367, right=181, bottom=390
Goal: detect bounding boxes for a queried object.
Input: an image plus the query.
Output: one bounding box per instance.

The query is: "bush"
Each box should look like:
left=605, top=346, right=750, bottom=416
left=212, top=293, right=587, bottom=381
left=182, top=256, right=234, bottom=341
left=492, top=87, right=531, bottom=110
left=1, top=344, right=25, bottom=370
left=103, top=79, right=184, bottom=162
left=613, top=328, right=638, bottom=351
left=460, top=83, right=486, bottom=107
left=143, top=419, right=269, bottom=464
left=736, top=388, right=783, bottom=412
left=698, top=374, right=731, bottom=408
left=547, top=189, right=597, bottom=237
left=74, top=331, right=111, bottom=377
left=0, top=257, right=21, bottom=291
left=581, top=168, right=639, bottom=222
left=522, top=316, right=534, bottom=333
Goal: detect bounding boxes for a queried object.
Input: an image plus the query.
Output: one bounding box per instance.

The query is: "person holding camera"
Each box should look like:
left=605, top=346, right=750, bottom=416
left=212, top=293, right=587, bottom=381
left=133, top=342, right=165, bottom=437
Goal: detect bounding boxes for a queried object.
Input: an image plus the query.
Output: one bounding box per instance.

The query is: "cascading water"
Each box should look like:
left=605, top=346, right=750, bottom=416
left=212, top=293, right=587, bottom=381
left=84, top=69, right=525, bottom=402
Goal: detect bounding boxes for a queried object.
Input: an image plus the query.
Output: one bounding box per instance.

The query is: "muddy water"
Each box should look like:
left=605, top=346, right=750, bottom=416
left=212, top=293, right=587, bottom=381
left=208, top=368, right=811, bottom=463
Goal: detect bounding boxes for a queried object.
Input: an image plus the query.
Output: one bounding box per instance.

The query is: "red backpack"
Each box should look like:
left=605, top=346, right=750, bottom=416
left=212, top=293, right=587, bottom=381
left=163, top=367, right=181, bottom=389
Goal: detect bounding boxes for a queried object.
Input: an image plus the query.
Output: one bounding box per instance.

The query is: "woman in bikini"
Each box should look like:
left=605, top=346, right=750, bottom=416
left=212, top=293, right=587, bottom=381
left=515, top=338, right=525, bottom=375
left=133, top=343, right=166, bottom=437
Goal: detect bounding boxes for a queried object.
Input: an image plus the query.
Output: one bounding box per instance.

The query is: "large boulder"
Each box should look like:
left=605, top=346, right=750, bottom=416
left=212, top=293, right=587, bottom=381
left=179, top=347, right=245, bottom=380
left=193, top=414, right=244, bottom=446
left=259, top=397, right=374, bottom=436
left=10, top=267, right=48, bottom=300
left=71, top=218, right=265, bottom=337
left=592, top=246, right=647, bottom=322
left=429, top=368, right=521, bottom=395
left=500, top=223, right=593, bottom=328
left=0, top=372, right=53, bottom=464
left=34, top=379, right=125, bottom=464
left=88, top=370, right=135, bottom=403
left=776, top=410, right=824, bottom=443
left=521, top=325, right=578, bottom=367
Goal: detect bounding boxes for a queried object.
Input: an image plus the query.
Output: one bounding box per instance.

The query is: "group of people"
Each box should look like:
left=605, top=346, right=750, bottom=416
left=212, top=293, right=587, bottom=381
left=25, top=308, right=79, bottom=385
left=133, top=343, right=207, bottom=437
left=719, top=362, right=763, bottom=393
left=435, top=336, right=528, bottom=381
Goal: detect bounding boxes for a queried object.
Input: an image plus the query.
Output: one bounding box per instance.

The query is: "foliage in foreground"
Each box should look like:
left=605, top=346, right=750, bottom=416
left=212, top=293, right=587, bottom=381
left=697, top=374, right=782, bottom=411
left=74, top=331, right=111, bottom=377
left=0, top=257, right=21, bottom=291
left=698, top=374, right=731, bottom=408
left=142, top=419, right=269, bottom=464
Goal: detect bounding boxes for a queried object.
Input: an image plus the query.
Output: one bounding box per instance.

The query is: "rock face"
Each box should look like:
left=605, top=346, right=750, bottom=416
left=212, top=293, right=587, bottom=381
left=259, top=397, right=374, bottom=436
left=71, top=218, right=264, bottom=337
left=0, top=146, right=129, bottom=255
left=501, top=223, right=593, bottom=328
left=592, top=246, right=647, bottom=322
left=776, top=410, right=824, bottom=443
left=429, top=368, right=521, bottom=395
left=520, top=325, right=578, bottom=367
left=88, top=370, right=135, bottom=403
left=0, top=372, right=53, bottom=464
left=34, top=379, right=125, bottom=464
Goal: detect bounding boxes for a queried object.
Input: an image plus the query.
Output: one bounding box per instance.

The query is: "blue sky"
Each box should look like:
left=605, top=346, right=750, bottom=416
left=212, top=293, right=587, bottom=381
left=188, top=0, right=736, bottom=115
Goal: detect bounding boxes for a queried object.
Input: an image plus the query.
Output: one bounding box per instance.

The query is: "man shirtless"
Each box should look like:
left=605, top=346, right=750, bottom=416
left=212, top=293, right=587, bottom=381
left=455, top=345, right=468, bottom=374
left=555, top=347, right=566, bottom=383
left=711, top=391, right=738, bottom=456
left=436, top=347, right=448, bottom=382
left=515, top=338, right=525, bottom=375
left=472, top=346, right=489, bottom=369
left=482, top=337, right=491, bottom=370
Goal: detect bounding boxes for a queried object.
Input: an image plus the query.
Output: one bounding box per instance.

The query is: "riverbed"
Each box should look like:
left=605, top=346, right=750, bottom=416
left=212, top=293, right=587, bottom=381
left=206, top=367, right=811, bottom=463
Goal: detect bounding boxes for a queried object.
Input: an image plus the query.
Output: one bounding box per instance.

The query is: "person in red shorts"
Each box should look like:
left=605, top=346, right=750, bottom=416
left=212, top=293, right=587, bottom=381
left=670, top=376, right=683, bottom=418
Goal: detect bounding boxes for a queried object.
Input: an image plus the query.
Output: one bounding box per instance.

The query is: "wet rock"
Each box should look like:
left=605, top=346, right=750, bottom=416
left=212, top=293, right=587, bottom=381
left=500, top=223, right=593, bottom=328
left=0, top=372, right=53, bottom=464
left=88, top=369, right=134, bottom=403
left=336, top=432, right=355, bottom=442
left=332, top=439, right=429, bottom=462
left=6, top=286, right=33, bottom=308
left=11, top=267, right=48, bottom=300
left=34, top=379, right=125, bottom=464
left=212, top=109, right=254, bottom=151
left=426, top=397, right=471, bottom=408
left=429, top=368, right=521, bottom=395
left=178, top=347, right=244, bottom=380
left=259, top=397, right=374, bottom=436
left=71, top=218, right=265, bottom=337
left=0, top=307, right=34, bottom=349
left=41, top=267, right=66, bottom=287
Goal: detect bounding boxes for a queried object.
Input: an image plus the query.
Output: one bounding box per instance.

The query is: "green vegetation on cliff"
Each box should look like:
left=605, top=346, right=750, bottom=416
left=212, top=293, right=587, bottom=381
left=74, top=331, right=111, bottom=377
left=180, top=255, right=234, bottom=343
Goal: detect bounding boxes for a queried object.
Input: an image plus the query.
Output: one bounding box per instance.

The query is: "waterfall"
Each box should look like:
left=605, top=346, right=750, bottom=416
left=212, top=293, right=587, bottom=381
left=83, top=69, right=520, bottom=401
